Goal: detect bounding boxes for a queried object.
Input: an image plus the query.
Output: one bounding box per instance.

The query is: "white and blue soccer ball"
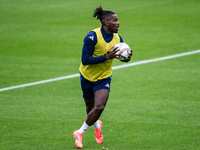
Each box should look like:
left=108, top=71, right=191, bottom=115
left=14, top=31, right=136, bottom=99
left=114, top=42, right=131, bottom=60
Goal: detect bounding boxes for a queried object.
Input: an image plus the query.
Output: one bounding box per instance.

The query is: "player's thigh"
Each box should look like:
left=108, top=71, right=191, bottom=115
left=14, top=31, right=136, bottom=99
left=93, top=77, right=111, bottom=106
left=94, top=89, right=110, bottom=107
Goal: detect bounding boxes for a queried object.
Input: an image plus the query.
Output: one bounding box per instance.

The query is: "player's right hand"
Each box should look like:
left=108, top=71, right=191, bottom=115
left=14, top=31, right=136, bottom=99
left=105, top=46, right=120, bottom=59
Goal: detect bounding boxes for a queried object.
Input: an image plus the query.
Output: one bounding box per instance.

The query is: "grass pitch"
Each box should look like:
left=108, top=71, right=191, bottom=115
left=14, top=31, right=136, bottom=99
left=0, top=0, right=200, bottom=149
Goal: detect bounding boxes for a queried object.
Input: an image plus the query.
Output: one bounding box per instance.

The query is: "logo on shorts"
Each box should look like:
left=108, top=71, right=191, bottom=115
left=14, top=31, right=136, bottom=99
left=105, top=83, right=110, bottom=88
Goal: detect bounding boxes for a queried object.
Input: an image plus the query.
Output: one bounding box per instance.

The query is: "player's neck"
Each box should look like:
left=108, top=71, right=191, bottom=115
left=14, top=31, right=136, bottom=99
left=102, top=26, right=112, bottom=34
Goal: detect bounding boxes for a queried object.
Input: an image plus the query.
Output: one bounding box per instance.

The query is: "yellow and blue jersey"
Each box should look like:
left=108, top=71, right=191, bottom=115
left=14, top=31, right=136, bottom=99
left=79, top=27, right=123, bottom=82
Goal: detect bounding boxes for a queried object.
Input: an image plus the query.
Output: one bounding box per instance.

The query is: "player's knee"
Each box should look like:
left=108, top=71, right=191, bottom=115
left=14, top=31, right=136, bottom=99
left=86, top=105, right=93, bottom=114
left=95, top=105, right=105, bottom=113
left=86, top=105, right=93, bottom=110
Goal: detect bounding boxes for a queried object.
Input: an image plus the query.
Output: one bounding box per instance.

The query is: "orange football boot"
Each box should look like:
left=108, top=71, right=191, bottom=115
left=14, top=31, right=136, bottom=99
left=94, top=120, right=103, bottom=144
left=73, top=130, right=83, bottom=149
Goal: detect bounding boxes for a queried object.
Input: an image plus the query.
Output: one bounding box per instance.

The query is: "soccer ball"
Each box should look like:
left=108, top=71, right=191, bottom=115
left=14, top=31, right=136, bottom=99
left=114, top=42, right=131, bottom=60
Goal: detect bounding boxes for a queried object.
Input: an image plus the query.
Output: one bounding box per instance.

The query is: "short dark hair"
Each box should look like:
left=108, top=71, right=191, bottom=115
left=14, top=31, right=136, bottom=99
left=93, top=6, right=115, bottom=23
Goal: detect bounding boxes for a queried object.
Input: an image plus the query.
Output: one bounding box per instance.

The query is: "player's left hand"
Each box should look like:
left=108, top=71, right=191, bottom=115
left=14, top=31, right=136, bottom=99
left=125, top=49, right=133, bottom=61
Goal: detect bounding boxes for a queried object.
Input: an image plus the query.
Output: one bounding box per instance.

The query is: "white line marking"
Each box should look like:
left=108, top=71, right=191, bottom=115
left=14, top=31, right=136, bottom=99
left=112, top=49, right=200, bottom=70
left=0, top=50, right=200, bottom=92
left=0, top=74, right=80, bottom=92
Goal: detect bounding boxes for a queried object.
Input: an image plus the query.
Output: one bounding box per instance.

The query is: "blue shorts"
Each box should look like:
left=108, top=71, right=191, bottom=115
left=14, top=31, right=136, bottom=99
left=80, top=75, right=111, bottom=100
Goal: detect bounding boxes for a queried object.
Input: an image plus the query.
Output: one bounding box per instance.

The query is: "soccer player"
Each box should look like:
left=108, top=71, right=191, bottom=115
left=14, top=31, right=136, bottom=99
left=73, top=6, right=132, bottom=149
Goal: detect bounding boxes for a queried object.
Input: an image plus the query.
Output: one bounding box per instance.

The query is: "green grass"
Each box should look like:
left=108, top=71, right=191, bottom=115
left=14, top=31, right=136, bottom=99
left=0, top=0, right=200, bottom=149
